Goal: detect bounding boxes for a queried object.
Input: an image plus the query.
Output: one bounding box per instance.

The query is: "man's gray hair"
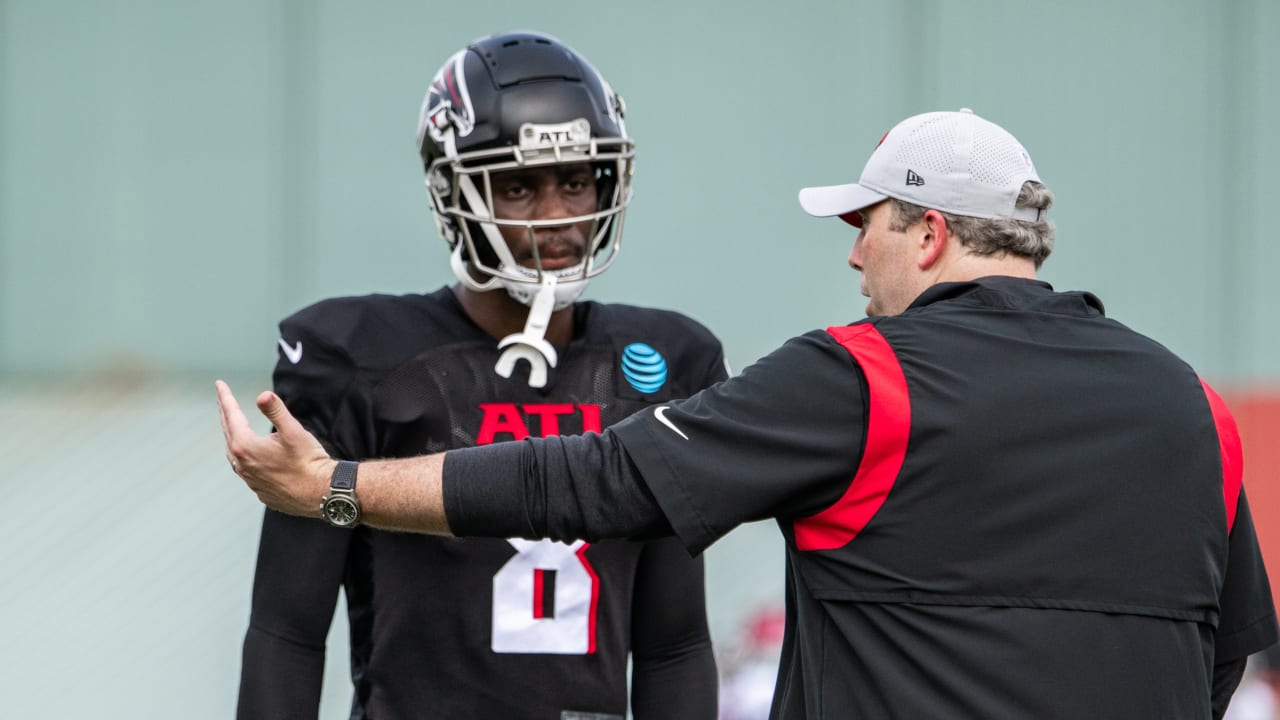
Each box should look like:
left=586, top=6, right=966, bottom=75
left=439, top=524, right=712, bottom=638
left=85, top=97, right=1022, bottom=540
left=889, top=181, right=1055, bottom=268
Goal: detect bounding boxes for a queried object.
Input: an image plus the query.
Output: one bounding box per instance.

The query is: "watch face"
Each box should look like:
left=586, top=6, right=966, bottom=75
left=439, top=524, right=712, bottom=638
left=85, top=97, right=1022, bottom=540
left=324, top=497, right=360, bottom=527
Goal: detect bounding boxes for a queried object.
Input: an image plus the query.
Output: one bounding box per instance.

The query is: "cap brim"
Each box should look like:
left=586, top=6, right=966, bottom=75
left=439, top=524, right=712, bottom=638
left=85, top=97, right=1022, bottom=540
left=797, top=183, right=887, bottom=228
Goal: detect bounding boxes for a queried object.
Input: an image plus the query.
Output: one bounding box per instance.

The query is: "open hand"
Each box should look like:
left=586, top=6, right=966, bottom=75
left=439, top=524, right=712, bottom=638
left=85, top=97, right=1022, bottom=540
left=216, top=379, right=336, bottom=517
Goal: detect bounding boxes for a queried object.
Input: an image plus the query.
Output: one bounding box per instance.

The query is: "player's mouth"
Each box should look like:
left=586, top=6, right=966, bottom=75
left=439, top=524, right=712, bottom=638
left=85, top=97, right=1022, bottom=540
left=524, top=242, right=584, bottom=271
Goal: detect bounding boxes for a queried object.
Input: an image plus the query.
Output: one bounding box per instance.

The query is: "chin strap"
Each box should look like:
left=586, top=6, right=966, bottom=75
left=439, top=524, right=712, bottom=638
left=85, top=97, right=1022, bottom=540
left=495, top=274, right=559, bottom=388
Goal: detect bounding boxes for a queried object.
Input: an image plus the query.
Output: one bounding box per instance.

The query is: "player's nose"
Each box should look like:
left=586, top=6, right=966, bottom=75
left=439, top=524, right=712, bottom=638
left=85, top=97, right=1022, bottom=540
left=532, top=186, right=575, bottom=221
left=848, top=233, right=865, bottom=272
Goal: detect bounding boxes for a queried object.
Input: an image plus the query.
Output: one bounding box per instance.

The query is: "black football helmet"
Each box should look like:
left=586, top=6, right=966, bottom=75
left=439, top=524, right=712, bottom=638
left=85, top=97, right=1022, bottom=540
left=416, top=31, right=634, bottom=309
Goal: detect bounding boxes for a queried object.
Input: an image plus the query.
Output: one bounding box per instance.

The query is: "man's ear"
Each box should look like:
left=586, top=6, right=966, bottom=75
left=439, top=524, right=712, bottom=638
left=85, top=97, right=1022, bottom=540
left=918, top=209, right=949, bottom=270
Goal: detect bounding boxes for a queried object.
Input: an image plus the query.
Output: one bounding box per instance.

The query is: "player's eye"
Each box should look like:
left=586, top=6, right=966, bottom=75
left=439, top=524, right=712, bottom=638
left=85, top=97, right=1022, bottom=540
left=564, top=175, right=592, bottom=193
left=496, top=182, right=531, bottom=200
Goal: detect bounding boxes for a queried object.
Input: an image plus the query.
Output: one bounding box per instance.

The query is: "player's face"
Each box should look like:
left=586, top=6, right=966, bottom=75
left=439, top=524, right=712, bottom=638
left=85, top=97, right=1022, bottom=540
left=848, top=200, right=924, bottom=317
left=489, top=163, right=598, bottom=271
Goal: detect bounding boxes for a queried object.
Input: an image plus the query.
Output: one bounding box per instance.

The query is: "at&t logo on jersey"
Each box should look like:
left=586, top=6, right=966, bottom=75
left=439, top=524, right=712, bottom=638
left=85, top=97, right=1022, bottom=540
left=621, top=342, right=667, bottom=394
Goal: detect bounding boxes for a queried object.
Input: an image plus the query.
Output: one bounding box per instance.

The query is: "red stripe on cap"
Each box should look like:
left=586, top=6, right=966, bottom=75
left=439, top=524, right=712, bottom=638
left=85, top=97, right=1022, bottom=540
left=795, top=324, right=910, bottom=551
left=839, top=211, right=863, bottom=228
left=1200, top=379, right=1242, bottom=533
left=575, top=544, right=600, bottom=654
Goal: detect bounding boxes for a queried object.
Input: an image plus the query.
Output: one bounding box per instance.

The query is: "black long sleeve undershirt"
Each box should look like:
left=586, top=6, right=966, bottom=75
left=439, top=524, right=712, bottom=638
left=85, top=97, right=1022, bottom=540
left=443, top=429, right=674, bottom=543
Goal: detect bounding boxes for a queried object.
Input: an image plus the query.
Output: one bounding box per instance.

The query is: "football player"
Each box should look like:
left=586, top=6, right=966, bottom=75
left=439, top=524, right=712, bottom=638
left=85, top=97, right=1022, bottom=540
left=235, top=30, right=725, bottom=720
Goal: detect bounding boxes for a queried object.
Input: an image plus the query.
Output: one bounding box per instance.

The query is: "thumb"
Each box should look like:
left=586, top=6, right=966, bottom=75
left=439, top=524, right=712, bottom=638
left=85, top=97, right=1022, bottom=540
left=256, top=391, right=307, bottom=440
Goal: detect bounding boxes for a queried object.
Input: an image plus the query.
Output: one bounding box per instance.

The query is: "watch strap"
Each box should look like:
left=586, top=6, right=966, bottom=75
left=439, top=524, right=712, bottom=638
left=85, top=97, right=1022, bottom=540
left=331, top=460, right=358, bottom=491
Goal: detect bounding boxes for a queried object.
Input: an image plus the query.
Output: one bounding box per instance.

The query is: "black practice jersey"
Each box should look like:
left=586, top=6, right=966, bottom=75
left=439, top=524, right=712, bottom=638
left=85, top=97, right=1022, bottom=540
left=447, top=277, right=1278, bottom=719
left=238, top=287, right=727, bottom=720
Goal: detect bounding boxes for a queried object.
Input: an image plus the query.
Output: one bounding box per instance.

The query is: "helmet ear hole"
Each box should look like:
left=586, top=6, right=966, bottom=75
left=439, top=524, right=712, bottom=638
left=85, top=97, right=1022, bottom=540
left=594, top=163, right=618, bottom=215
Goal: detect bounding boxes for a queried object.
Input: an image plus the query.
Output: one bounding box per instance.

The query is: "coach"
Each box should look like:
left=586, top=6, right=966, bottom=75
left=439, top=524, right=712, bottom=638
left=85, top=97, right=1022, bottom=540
left=221, top=109, right=1277, bottom=719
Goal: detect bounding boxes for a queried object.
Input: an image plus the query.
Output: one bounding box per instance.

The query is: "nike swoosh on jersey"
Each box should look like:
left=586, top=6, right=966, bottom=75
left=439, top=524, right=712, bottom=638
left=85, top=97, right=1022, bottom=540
left=278, top=338, right=303, bottom=364
left=654, top=406, right=689, bottom=440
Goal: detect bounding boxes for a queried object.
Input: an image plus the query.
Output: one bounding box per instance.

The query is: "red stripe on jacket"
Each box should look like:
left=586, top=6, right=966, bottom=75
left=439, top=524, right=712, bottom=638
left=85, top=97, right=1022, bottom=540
left=795, top=325, right=910, bottom=551
left=1200, top=379, right=1243, bottom=534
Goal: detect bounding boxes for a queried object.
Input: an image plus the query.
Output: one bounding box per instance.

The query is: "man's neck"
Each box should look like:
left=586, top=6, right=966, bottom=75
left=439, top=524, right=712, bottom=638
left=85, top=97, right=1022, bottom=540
left=452, top=284, right=575, bottom=346
left=936, top=255, right=1038, bottom=285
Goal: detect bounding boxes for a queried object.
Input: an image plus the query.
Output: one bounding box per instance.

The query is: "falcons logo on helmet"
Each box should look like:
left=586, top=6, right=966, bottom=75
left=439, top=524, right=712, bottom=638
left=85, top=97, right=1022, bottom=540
left=417, top=49, right=476, bottom=148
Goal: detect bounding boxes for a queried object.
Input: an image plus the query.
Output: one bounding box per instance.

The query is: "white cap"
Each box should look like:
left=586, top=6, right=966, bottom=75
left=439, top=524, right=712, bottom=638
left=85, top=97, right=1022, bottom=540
left=798, top=109, right=1043, bottom=228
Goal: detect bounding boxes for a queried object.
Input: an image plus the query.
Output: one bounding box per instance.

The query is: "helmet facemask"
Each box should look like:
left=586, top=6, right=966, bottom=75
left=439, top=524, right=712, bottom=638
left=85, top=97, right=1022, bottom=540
left=426, top=124, right=633, bottom=311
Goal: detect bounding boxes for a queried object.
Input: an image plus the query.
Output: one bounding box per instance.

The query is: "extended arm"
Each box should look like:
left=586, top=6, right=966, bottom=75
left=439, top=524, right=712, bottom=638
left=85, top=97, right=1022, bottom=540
left=219, top=333, right=864, bottom=544
left=218, top=381, right=669, bottom=540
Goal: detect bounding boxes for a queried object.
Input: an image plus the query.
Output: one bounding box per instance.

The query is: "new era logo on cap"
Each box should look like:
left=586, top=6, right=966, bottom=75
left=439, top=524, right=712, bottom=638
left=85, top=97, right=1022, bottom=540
left=905, top=170, right=925, bottom=187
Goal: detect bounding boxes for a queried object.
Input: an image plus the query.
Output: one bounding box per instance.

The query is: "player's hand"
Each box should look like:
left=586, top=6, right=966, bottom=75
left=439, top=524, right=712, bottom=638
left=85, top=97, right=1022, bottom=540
left=216, top=379, right=335, bottom=517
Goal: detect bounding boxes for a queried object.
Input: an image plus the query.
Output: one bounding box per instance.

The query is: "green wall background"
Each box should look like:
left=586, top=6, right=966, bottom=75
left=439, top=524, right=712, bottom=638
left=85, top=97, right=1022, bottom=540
left=2, top=1, right=1277, bottom=718
left=4, top=0, right=1279, bottom=384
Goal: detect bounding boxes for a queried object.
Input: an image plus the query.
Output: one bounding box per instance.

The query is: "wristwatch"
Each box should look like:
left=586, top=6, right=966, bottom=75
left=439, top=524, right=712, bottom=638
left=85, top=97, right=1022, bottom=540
left=321, top=460, right=361, bottom=528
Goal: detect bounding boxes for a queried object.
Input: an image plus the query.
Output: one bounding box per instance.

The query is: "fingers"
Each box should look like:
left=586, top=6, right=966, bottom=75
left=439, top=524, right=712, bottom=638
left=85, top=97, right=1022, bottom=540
left=216, top=379, right=334, bottom=518
left=215, top=379, right=232, bottom=441
left=216, top=379, right=263, bottom=475
left=255, top=390, right=307, bottom=441
left=215, top=380, right=253, bottom=441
